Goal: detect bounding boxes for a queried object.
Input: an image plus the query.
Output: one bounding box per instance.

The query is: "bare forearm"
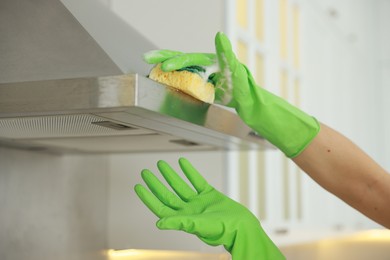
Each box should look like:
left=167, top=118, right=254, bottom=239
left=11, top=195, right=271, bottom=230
left=293, top=123, right=390, bottom=228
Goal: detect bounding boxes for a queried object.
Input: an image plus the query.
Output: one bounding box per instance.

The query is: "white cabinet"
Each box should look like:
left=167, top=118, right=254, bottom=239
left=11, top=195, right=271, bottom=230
left=272, top=0, right=385, bottom=244
left=377, top=0, right=390, bottom=171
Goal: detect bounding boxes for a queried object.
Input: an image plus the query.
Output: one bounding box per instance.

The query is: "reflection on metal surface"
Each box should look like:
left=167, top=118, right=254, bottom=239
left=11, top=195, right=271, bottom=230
left=159, top=87, right=209, bottom=125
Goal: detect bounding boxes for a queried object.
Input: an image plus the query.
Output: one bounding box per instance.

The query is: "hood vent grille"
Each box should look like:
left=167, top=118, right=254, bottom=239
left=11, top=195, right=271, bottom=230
left=0, top=114, right=145, bottom=139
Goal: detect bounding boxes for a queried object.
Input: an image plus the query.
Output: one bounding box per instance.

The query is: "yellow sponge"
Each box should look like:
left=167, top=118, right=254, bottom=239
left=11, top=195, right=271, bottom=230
left=148, top=64, right=215, bottom=103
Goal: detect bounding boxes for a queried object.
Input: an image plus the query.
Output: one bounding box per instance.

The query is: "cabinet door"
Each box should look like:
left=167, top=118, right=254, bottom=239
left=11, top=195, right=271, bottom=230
left=296, top=0, right=381, bottom=233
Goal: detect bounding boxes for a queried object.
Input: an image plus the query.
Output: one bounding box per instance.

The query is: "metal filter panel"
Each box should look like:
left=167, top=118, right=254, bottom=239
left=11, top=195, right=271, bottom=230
left=0, top=114, right=151, bottom=139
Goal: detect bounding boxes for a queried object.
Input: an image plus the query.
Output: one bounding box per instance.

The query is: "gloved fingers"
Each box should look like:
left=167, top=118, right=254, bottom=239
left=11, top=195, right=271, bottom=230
left=157, top=160, right=197, bottom=201
left=134, top=184, right=176, bottom=218
left=140, top=169, right=186, bottom=210
left=215, top=32, right=254, bottom=106
left=160, top=53, right=216, bottom=72
left=178, top=158, right=210, bottom=194
left=214, top=32, right=241, bottom=105
left=215, top=32, right=239, bottom=75
left=143, top=49, right=183, bottom=64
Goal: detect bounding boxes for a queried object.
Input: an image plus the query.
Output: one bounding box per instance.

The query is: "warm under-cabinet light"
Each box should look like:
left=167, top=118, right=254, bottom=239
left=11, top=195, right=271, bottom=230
left=107, top=249, right=230, bottom=260
left=345, top=229, right=390, bottom=242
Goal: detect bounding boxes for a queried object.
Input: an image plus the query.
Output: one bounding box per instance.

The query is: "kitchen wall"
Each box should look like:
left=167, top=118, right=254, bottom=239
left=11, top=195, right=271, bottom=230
left=61, top=0, right=226, bottom=74
left=105, top=0, right=226, bottom=53
left=0, top=147, right=109, bottom=260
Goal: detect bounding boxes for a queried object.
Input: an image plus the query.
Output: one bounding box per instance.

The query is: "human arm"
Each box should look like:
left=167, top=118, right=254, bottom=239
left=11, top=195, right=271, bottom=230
left=134, top=158, right=285, bottom=260
left=293, top=123, right=390, bottom=228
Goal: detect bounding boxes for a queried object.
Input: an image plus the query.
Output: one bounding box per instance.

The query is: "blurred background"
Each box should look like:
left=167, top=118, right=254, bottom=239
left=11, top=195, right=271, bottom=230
left=1, top=0, right=389, bottom=259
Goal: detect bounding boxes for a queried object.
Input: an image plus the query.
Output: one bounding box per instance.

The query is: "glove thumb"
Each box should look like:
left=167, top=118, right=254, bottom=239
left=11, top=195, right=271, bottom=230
left=157, top=216, right=225, bottom=244
left=156, top=216, right=223, bottom=237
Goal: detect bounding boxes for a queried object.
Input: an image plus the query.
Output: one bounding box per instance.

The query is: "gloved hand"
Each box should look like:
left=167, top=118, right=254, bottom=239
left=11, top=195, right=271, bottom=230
left=143, top=32, right=320, bottom=157
left=134, top=158, right=285, bottom=260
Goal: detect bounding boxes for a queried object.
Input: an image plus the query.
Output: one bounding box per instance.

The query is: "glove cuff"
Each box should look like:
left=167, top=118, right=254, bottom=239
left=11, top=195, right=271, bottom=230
left=236, top=85, right=320, bottom=158
left=228, top=222, right=285, bottom=260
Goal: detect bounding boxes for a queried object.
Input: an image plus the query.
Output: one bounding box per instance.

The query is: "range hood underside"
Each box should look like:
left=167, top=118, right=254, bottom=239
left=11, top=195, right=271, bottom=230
left=0, top=114, right=215, bottom=153
left=0, top=74, right=269, bottom=153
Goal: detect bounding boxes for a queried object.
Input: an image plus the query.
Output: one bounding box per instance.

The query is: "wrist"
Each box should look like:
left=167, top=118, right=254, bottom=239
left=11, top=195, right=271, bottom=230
left=238, top=86, right=320, bottom=157
left=228, top=220, right=285, bottom=260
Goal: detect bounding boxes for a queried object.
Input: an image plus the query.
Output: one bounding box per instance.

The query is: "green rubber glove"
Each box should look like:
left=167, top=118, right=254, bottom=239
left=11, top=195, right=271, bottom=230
left=143, top=32, right=320, bottom=157
left=134, top=158, right=285, bottom=260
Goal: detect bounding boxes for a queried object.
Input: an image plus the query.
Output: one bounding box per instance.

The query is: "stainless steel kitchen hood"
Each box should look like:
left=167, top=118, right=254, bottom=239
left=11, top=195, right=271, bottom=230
left=0, top=0, right=269, bottom=153
left=0, top=74, right=267, bottom=153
